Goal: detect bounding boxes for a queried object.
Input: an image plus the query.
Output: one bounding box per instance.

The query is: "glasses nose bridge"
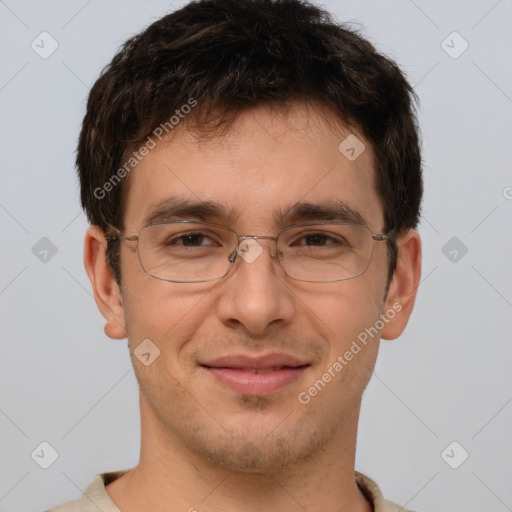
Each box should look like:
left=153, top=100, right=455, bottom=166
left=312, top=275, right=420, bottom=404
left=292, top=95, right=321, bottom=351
left=238, top=234, right=279, bottom=252
left=228, top=234, right=280, bottom=264
left=238, top=234, right=277, bottom=242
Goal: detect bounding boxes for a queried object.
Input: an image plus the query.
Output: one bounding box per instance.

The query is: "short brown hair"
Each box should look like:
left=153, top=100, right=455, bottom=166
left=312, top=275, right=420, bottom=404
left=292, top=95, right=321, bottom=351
left=77, top=0, right=422, bottom=285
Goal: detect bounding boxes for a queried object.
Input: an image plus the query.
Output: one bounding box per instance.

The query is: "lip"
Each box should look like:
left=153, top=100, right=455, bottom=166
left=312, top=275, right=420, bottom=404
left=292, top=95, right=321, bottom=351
left=200, top=353, right=310, bottom=396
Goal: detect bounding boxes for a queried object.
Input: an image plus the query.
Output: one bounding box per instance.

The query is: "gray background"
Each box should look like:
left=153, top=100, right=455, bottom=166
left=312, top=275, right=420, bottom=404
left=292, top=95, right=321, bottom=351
left=1, top=0, right=511, bottom=511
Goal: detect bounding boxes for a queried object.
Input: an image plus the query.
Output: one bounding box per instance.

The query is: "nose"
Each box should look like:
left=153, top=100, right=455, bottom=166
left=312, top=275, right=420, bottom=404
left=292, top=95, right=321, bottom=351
left=215, top=237, right=296, bottom=336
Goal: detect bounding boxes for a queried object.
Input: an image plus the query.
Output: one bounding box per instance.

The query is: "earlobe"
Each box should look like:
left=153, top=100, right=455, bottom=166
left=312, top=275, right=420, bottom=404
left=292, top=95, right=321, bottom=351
left=83, top=226, right=127, bottom=340
left=381, top=229, right=422, bottom=340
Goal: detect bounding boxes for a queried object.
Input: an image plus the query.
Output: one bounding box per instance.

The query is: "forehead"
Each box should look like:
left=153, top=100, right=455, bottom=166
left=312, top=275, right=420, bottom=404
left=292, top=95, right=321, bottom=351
left=122, top=104, right=384, bottom=233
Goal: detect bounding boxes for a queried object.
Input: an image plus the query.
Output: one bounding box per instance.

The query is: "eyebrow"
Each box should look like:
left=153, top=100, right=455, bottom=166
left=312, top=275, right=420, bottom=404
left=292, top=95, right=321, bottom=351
left=141, top=196, right=368, bottom=229
left=142, top=197, right=240, bottom=226
left=273, top=200, right=368, bottom=227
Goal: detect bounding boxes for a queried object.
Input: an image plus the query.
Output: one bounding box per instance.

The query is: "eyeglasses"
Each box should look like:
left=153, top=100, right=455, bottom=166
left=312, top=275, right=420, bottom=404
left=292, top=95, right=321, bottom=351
left=107, top=220, right=393, bottom=283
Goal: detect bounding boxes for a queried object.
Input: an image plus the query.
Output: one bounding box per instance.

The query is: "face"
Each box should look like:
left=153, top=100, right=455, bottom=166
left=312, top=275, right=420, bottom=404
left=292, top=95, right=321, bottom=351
left=112, top=104, right=398, bottom=472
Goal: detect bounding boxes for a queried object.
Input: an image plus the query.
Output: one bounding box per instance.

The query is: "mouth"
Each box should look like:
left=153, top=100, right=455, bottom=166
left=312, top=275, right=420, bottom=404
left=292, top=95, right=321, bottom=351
left=200, top=353, right=311, bottom=396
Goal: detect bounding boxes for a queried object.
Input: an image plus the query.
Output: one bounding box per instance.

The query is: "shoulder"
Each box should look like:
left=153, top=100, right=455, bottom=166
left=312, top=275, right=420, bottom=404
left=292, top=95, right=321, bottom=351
left=44, top=469, right=130, bottom=512
left=356, top=471, right=418, bottom=512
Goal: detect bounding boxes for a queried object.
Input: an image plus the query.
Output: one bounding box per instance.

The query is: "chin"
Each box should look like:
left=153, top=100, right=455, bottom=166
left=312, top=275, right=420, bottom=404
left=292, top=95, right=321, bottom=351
left=187, top=419, right=328, bottom=474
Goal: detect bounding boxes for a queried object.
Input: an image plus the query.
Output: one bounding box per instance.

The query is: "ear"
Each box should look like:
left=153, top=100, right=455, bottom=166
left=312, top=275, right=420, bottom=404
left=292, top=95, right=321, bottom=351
left=381, top=229, right=422, bottom=340
left=83, top=225, right=127, bottom=340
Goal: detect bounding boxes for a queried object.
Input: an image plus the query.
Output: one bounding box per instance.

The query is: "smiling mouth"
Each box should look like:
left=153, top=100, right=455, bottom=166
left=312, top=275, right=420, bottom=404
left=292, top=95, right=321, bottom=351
left=200, top=364, right=310, bottom=395
left=204, top=365, right=307, bottom=373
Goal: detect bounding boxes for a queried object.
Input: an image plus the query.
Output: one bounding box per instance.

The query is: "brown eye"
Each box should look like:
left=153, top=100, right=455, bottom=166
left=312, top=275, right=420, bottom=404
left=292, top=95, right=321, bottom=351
left=290, top=232, right=345, bottom=247
left=167, top=232, right=215, bottom=246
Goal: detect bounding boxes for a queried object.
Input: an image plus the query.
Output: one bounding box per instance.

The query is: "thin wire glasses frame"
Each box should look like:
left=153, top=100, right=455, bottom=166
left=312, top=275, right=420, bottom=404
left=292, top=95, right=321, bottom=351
left=106, top=220, right=394, bottom=284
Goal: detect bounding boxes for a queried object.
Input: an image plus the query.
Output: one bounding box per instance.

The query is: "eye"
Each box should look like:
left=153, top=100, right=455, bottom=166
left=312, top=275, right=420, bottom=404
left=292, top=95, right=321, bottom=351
left=291, top=232, right=346, bottom=247
left=166, top=231, right=219, bottom=247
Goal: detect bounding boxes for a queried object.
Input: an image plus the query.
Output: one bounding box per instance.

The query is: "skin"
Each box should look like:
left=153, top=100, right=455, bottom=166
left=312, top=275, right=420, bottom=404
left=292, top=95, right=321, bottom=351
left=84, top=104, right=421, bottom=512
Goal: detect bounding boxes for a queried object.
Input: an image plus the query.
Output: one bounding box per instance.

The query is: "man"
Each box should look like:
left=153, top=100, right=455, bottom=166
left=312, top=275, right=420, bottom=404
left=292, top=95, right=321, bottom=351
left=49, top=0, right=422, bottom=510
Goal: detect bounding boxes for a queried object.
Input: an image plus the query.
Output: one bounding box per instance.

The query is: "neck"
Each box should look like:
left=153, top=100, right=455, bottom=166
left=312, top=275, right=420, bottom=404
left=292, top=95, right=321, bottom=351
left=106, top=395, right=372, bottom=512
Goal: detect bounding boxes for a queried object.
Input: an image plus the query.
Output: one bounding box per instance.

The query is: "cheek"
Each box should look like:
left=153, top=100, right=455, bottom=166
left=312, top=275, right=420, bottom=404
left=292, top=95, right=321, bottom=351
left=299, top=273, right=385, bottom=345
left=121, top=267, right=215, bottom=357
left=300, top=278, right=385, bottom=405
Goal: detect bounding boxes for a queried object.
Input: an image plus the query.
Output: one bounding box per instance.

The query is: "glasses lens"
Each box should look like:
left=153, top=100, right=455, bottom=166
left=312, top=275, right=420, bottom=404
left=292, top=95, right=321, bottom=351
left=277, top=224, right=373, bottom=282
left=138, top=222, right=237, bottom=282
left=135, top=222, right=375, bottom=283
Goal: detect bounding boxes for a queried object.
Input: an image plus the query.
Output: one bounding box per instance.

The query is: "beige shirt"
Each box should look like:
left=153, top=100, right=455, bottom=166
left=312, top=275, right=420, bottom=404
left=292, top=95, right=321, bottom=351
left=46, top=470, right=414, bottom=512
left=46, top=471, right=411, bottom=512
